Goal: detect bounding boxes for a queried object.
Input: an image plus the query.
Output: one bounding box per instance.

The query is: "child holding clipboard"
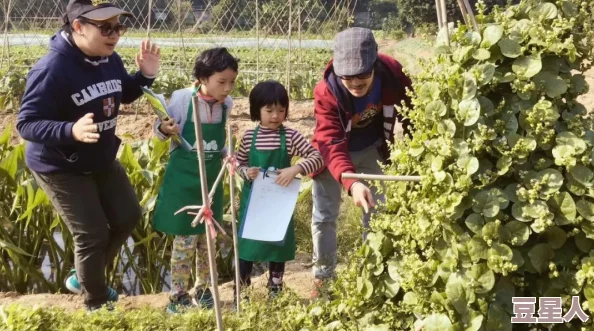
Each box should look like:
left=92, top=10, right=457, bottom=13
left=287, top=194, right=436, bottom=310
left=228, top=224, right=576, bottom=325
left=151, top=47, right=238, bottom=313
left=236, top=80, right=324, bottom=302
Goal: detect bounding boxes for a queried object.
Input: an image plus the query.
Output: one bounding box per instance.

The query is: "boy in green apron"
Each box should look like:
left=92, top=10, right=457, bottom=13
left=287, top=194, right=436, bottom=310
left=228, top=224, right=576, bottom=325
left=152, top=48, right=238, bottom=314
left=235, top=80, right=324, bottom=303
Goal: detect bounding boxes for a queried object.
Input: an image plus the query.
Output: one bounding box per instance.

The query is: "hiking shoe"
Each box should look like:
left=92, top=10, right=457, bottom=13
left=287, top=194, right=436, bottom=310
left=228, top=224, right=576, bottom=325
left=107, top=287, right=119, bottom=302
left=65, top=269, right=82, bottom=294
left=192, top=287, right=214, bottom=309
left=66, top=269, right=119, bottom=302
left=167, top=292, right=193, bottom=314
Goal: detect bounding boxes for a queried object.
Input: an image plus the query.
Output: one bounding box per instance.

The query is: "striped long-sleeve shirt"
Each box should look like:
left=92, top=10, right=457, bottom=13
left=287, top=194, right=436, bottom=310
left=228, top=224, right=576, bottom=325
left=237, top=126, right=324, bottom=180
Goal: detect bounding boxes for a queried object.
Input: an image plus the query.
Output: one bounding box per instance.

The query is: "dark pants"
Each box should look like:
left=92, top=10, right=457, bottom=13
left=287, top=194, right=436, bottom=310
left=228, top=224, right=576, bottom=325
left=239, top=259, right=285, bottom=289
left=32, top=160, right=141, bottom=307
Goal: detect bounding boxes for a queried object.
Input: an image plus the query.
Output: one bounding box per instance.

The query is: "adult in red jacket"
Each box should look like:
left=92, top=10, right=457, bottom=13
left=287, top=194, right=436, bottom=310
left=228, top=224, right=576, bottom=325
left=310, top=27, right=413, bottom=294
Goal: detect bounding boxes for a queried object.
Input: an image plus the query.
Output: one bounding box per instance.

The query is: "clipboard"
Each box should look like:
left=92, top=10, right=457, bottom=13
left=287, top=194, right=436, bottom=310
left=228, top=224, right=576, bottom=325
left=141, top=86, right=191, bottom=150
left=239, top=167, right=301, bottom=245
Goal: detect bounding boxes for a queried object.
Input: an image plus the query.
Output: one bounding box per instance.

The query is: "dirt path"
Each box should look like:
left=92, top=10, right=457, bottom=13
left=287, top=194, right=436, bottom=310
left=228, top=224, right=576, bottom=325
left=0, top=253, right=318, bottom=312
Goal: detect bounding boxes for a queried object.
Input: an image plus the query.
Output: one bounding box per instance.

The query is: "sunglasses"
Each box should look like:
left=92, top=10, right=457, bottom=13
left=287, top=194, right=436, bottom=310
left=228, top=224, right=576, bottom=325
left=337, top=70, right=374, bottom=80
left=82, top=19, right=127, bottom=37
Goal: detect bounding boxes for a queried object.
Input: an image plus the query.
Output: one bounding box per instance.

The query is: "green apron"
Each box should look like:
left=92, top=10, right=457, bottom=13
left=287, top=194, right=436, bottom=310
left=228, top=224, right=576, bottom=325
left=238, top=126, right=296, bottom=262
left=152, top=87, right=227, bottom=235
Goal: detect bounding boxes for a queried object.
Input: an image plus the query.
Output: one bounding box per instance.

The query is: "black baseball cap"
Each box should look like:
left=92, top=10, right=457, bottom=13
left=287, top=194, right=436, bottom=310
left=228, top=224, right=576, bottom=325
left=64, top=0, right=132, bottom=24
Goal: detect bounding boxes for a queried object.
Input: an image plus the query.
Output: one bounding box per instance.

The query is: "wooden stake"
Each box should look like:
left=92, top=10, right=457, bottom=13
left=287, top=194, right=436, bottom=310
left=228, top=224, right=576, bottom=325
left=227, top=124, right=242, bottom=313
left=462, top=0, right=479, bottom=32
left=440, top=0, right=450, bottom=46
left=342, top=173, right=422, bottom=182
left=435, top=0, right=443, bottom=29
left=191, top=95, right=223, bottom=331
left=456, top=0, right=470, bottom=27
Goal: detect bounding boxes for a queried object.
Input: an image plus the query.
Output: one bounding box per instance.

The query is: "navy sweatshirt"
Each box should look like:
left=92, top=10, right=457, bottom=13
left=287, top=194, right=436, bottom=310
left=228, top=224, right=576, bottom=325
left=16, top=31, right=155, bottom=174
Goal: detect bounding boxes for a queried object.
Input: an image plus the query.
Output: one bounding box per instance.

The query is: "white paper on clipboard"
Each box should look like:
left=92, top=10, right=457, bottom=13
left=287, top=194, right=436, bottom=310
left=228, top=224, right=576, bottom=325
left=240, top=169, right=301, bottom=242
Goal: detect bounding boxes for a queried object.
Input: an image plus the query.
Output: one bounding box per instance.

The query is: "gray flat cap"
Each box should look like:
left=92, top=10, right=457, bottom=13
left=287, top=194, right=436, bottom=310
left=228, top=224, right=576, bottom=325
left=333, top=27, right=378, bottom=77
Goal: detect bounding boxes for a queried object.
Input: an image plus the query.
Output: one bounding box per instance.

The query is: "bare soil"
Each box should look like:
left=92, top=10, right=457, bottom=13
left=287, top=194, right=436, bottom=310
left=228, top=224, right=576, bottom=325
left=0, top=253, right=317, bottom=312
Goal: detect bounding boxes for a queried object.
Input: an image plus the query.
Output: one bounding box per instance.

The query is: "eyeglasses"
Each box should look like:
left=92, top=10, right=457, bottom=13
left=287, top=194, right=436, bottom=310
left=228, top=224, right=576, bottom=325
left=82, top=19, right=127, bottom=37
left=337, top=70, right=373, bottom=80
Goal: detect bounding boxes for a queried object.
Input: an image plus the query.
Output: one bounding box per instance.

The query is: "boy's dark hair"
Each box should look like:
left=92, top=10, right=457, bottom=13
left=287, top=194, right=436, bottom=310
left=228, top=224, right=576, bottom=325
left=193, top=47, right=239, bottom=81
left=249, top=80, right=290, bottom=121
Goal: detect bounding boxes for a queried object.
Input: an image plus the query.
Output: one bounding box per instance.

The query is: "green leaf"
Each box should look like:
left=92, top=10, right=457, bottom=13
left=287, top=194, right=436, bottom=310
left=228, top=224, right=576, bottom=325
left=0, top=239, right=34, bottom=257
left=512, top=55, right=542, bottom=78
left=473, top=189, right=508, bottom=218
left=473, top=49, right=491, bottom=61
left=536, top=168, right=564, bottom=196
left=504, top=184, right=520, bottom=203
left=364, top=325, right=390, bottom=331
left=403, top=292, right=418, bottom=306
left=529, top=2, right=558, bottom=20
left=478, top=96, right=495, bottom=116
left=528, top=243, right=554, bottom=273
left=357, top=277, right=374, bottom=300
left=367, top=233, right=385, bottom=253
left=498, top=39, right=522, bottom=58
left=458, top=98, right=481, bottom=126
left=561, top=1, right=578, bottom=16
left=467, top=314, right=484, bottom=331
left=576, top=199, right=594, bottom=221
left=532, top=71, right=568, bottom=98
left=438, top=119, right=457, bottom=137
left=512, top=249, right=525, bottom=268
left=426, top=100, right=447, bottom=120
left=522, top=200, right=549, bottom=219
left=446, top=272, right=472, bottom=314
left=422, top=314, right=453, bottom=331
left=497, top=156, right=512, bottom=175
left=383, top=274, right=400, bottom=299
left=454, top=45, right=474, bottom=63
left=458, top=156, right=480, bottom=176
left=570, top=74, right=588, bottom=94
left=481, top=25, right=504, bottom=48
left=488, top=243, right=513, bottom=262
left=0, top=124, right=11, bottom=146
left=466, top=214, right=485, bottom=234
left=119, top=144, right=142, bottom=171
left=387, top=259, right=401, bottom=283
left=468, top=237, right=489, bottom=262
left=584, top=284, right=594, bottom=305
left=0, top=145, right=24, bottom=180
left=462, top=75, right=477, bottom=100
left=548, top=192, right=576, bottom=225
left=486, top=304, right=511, bottom=331
left=469, top=263, right=495, bottom=294
left=575, top=232, right=594, bottom=253
left=557, top=132, right=587, bottom=153
left=570, top=165, right=593, bottom=186
left=419, top=82, right=441, bottom=101
left=544, top=226, right=567, bottom=249
left=479, top=64, right=496, bottom=85
left=505, top=221, right=530, bottom=246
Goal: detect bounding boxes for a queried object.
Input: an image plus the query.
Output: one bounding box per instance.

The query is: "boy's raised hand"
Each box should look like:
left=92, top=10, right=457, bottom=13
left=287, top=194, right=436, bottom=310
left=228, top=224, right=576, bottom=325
left=275, top=165, right=302, bottom=187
